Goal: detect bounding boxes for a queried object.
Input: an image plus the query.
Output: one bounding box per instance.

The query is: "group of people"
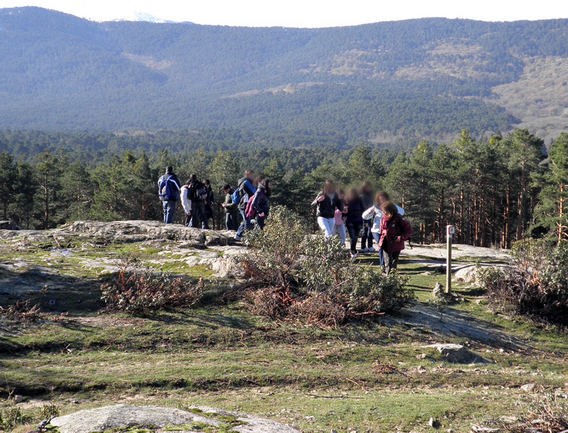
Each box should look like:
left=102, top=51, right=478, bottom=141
left=158, top=167, right=271, bottom=238
left=157, top=167, right=216, bottom=228
left=312, top=179, right=412, bottom=274
left=158, top=168, right=412, bottom=273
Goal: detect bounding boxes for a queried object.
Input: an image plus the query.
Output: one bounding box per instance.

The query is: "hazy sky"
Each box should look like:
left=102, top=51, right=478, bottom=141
left=2, top=0, right=568, bottom=27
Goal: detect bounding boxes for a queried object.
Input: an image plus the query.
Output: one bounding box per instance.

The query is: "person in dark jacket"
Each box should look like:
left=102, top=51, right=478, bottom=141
left=344, top=188, right=365, bottom=258
left=379, top=201, right=413, bottom=274
left=235, top=170, right=257, bottom=240
left=311, top=179, right=343, bottom=238
left=158, top=166, right=181, bottom=224
left=187, top=174, right=209, bottom=229
left=360, top=181, right=375, bottom=252
left=222, top=184, right=239, bottom=231
left=249, top=176, right=271, bottom=230
left=203, top=179, right=215, bottom=227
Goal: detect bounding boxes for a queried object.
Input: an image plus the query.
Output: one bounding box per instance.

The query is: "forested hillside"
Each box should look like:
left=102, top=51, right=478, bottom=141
left=1, top=7, right=568, bottom=146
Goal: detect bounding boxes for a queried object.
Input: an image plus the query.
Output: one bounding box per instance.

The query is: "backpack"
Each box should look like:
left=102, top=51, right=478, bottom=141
left=231, top=188, right=241, bottom=205
left=231, top=179, right=246, bottom=205
left=188, top=181, right=207, bottom=202
left=245, top=193, right=257, bottom=219
left=158, top=175, right=173, bottom=201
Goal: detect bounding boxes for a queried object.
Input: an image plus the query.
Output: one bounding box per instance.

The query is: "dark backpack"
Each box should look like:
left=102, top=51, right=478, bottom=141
left=188, top=181, right=207, bottom=202
left=158, top=175, right=173, bottom=201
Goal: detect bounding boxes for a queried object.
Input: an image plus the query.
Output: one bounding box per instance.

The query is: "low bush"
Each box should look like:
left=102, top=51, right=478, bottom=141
left=101, top=261, right=203, bottom=315
left=240, top=206, right=413, bottom=327
left=0, top=298, right=43, bottom=323
left=480, top=239, right=568, bottom=325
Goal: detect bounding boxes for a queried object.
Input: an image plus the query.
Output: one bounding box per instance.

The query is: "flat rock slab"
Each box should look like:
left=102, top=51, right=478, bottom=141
left=50, top=404, right=300, bottom=433
left=425, top=343, right=485, bottom=364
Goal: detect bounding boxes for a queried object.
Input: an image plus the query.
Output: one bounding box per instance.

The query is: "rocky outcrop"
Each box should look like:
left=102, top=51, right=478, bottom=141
left=0, top=220, right=234, bottom=247
left=50, top=404, right=300, bottom=433
left=63, top=220, right=235, bottom=246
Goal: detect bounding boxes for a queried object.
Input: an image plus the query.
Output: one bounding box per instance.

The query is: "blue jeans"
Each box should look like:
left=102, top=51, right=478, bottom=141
left=373, top=233, right=385, bottom=266
left=317, top=217, right=335, bottom=238
left=236, top=209, right=252, bottom=238
left=163, top=200, right=176, bottom=224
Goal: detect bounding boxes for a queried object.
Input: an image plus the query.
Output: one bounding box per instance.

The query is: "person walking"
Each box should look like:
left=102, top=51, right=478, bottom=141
left=378, top=201, right=413, bottom=275
left=221, top=184, right=239, bottom=231
left=158, top=166, right=181, bottom=224
left=344, top=188, right=365, bottom=258
left=312, top=180, right=343, bottom=238
left=360, top=181, right=375, bottom=252
left=332, top=188, right=347, bottom=247
left=247, top=176, right=271, bottom=230
left=363, top=191, right=405, bottom=267
left=203, top=179, right=215, bottom=228
left=187, top=174, right=209, bottom=229
left=235, top=170, right=257, bottom=240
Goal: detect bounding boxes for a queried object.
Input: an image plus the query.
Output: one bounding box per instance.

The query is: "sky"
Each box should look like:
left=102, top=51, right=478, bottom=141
left=2, top=0, right=568, bottom=27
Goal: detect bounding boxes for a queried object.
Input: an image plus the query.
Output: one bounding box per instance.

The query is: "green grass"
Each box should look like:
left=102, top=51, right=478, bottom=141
left=2, top=240, right=568, bottom=432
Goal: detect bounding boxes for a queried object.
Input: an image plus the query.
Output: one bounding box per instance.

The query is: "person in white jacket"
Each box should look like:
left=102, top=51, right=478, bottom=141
left=362, top=191, right=405, bottom=267
left=180, top=183, right=193, bottom=227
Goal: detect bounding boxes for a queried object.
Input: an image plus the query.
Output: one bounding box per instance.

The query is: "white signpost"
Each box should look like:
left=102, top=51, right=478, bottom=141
left=446, top=225, right=455, bottom=294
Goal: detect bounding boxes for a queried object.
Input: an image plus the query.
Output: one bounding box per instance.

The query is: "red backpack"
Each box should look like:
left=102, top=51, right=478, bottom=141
left=245, top=193, right=257, bottom=219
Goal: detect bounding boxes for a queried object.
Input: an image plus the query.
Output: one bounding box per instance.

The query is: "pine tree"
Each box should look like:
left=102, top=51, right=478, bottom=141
left=59, top=161, right=95, bottom=222
left=385, top=152, right=411, bottom=210
left=429, top=144, right=456, bottom=243
left=132, top=152, right=159, bottom=220
left=0, top=152, right=17, bottom=220
left=534, top=133, right=568, bottom=244
left=209, top=151, right=241, bottom=189
left=405, top=141, right=435, bottom=243
left=35, top=151, right=63, bottom=229
left=505, top=129, right=545, bottom=240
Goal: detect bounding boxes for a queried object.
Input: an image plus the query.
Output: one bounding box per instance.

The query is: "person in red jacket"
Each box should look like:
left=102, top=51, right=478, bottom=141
left=378, top=201, right=413, bottom=274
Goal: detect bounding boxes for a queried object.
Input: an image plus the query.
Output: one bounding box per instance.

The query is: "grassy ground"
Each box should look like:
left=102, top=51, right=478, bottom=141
left=1, top=240, right=568, bottom=432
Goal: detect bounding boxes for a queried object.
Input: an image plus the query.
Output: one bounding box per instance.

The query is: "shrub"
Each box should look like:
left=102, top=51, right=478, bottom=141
left=289, top=292, right=347, bottom=328
left=0, top=299, right=43, bottom=323
left=246, top=287, right=293, bottom=319
left=345, top=266, right=412, bottom=316
left=240, top=207, right=414, bottom=326
left=0, top=406, right=28, bottom=431
left=242, top=206, right=308, bottom=288
left=101, top=261, right=203, bottom=315
left=480, top=239, right=568, bottom=325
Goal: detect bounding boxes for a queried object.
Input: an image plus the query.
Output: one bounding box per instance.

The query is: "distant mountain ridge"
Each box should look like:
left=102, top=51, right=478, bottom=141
left=1, top=7, right=567, bottom=147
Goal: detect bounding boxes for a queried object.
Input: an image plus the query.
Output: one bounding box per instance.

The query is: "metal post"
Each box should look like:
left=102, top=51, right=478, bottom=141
left=446, top=225, right=454, bottom=294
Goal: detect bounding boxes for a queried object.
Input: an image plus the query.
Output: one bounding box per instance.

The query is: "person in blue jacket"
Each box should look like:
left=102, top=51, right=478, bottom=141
left=235, top=169, right=257, bottom=240
left=158, top=166, right=181, bottom=224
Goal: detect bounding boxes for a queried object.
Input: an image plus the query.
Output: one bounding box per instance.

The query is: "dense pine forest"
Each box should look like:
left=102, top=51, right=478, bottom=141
left=1, top=128, right=567, bottom=247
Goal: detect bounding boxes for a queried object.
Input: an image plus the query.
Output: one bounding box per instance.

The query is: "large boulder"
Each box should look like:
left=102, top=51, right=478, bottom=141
left=50, top=404, right=300, bottom=433
left=425, top=343, right=484, bottom=364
